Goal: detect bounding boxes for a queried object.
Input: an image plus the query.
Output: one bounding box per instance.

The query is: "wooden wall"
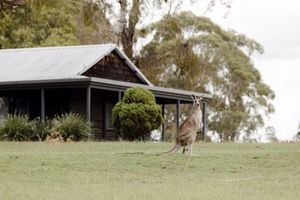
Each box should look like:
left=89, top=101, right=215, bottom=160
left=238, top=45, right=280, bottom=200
left=91, top=89, right=105, bottom=139
left=70, top=88, right=118, bottom=140
left=70, top=88, right=86, bottom=116
left=83, top=51, right=145, bottom=84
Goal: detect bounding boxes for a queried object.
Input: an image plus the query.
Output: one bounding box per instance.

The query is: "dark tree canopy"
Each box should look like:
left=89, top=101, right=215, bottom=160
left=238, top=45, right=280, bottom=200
left=0, top=0, right=113, bottom=49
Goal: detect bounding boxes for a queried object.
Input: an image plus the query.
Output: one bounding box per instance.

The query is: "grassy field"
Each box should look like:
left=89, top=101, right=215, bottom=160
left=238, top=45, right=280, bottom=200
left=0, top=142, right=299, bottom=200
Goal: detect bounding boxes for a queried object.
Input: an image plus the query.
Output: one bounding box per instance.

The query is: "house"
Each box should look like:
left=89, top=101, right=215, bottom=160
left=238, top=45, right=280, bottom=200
left=0, top=44, right=212, bottom=140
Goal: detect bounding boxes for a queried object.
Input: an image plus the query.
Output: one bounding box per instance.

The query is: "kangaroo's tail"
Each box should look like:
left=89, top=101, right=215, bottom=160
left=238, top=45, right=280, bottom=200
left=157, top=140, right=181, bottom=155
left=166, top=143, right=181, bottom=155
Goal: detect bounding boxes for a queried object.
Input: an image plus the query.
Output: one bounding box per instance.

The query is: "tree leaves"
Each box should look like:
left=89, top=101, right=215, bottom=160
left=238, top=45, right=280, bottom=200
left=138, top=11, right=275, bottom=140
left=0, top=1, right=79, bottom=48
left=0, top=0, right=113, bottom=49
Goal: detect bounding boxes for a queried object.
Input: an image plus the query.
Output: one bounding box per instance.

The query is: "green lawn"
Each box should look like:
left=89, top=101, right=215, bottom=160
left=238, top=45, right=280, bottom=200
left=0, top=142, right=299, bottom=200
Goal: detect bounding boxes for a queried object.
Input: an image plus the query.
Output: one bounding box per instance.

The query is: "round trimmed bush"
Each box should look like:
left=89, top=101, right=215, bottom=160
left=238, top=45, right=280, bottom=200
left=112, top=87, right=163, bottom=140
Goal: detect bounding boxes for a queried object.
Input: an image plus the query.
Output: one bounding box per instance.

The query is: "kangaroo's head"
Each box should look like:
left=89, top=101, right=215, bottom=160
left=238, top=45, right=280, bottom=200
left=191, top=95, right=202, bottom=108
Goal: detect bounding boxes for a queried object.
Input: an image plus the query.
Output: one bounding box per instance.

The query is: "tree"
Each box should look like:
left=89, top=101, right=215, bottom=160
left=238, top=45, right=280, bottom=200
left=72, top=0, right=114, bottom=44
left=108, top=0, right=178, bottom=59
left=0, top=0, right=232, bottom=53
left=112, top=87, right=163, bottom=140
left=0, top=1, right=79, bottom=48
left=0, top=0, right=113, bottom=49
left=96, top=0, right=232, bottom=60
left=137, top=11, right=275, bottom=141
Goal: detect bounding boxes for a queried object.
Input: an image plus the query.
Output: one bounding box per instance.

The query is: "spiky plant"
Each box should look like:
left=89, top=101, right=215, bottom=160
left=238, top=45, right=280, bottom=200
left=0, top=114, right=32, bottom=141
left=52, top=113, right=91, bottom=141
left=30, top=118, right=53, bottom=141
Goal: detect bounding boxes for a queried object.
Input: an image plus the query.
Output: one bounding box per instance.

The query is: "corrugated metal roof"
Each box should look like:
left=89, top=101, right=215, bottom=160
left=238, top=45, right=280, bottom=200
left=0, top=44, right=212, bottom=101
left=0, top=44, right=152, bottom=85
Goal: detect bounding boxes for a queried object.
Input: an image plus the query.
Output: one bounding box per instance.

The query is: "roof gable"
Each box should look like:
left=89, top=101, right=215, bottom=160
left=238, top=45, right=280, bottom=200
left=84, top=51, right=145, bottom=84
left=0, top=44, right=151, bottom=85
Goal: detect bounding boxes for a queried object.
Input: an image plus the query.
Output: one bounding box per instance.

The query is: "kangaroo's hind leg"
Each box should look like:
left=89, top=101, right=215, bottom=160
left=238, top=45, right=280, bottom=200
left=182, top=146, right=188, bottom=154
left=188, top=143, right=193, bottom=155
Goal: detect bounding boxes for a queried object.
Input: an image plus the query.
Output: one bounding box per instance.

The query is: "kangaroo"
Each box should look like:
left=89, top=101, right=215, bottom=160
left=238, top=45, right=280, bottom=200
left=165, top=95, right=203, bottom=155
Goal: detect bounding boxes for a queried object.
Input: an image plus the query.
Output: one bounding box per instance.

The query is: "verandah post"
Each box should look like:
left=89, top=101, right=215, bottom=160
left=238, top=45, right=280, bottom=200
left=86, top=86, right=92, bottom=140
left=41, top=88, right=45, bottom=121
left=86, top=86, right=91, bottom=122
left=176, top=100, right=180, bottom=135
left=161, top=104, right=165, bottom=141
left=118, top=91, right=122, bottom=102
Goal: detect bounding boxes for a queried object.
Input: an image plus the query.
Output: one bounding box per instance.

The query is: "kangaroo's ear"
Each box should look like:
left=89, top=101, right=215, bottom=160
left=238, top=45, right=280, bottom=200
left=191, top=95, right=195, bottom=101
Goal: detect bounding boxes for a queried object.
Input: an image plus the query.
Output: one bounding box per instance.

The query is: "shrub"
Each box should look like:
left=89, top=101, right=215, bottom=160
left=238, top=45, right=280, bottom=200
left=0, top=114, right=33, bottom=141
left=52, top=112, right=91, bottom=141
left=30, top=118, right=53, bottom=141
left=112, top=87, right=163, bottom=140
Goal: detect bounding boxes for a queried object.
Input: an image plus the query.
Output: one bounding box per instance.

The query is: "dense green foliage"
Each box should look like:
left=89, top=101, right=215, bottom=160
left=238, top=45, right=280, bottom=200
left=112, top=87, right=163, bottom=140
left=0, top=114, right=33, bottom=141
left=0, top=0, right=112, bottom=49
left=0, top=1, right=78, bottom=48
left=52, top=113, right=91, bottom=141
left=138, top=12, right=275, bottom=140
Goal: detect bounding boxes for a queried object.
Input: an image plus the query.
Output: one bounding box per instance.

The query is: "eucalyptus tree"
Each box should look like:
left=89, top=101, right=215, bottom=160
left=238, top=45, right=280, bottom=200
left=93, top=0, right=232, bottom=59
left=0, top=0, right=232, bottom=53
left=137, top=11, right=275, bottom=140
left=0, top=0, right=113, bottom=49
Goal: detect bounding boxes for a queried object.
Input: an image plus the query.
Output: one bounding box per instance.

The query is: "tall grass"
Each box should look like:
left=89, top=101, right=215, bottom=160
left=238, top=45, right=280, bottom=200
left=52, top=112, right=91, bottom=141
left=30, top=118, right=52, bottom=141
left=0, top=113, right=92, bottom=142
left=0, top=114, right=32, bottom=141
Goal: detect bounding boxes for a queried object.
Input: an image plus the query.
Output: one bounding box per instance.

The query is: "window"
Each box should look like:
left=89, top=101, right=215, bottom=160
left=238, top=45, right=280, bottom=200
left=105, top=101, right=114, bottom=129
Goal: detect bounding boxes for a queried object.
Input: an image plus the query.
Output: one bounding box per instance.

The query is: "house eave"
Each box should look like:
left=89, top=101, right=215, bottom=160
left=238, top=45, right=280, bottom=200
left=0, top=77, right=212, bottom=103
left=89, top=77, right=212, bottom=103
